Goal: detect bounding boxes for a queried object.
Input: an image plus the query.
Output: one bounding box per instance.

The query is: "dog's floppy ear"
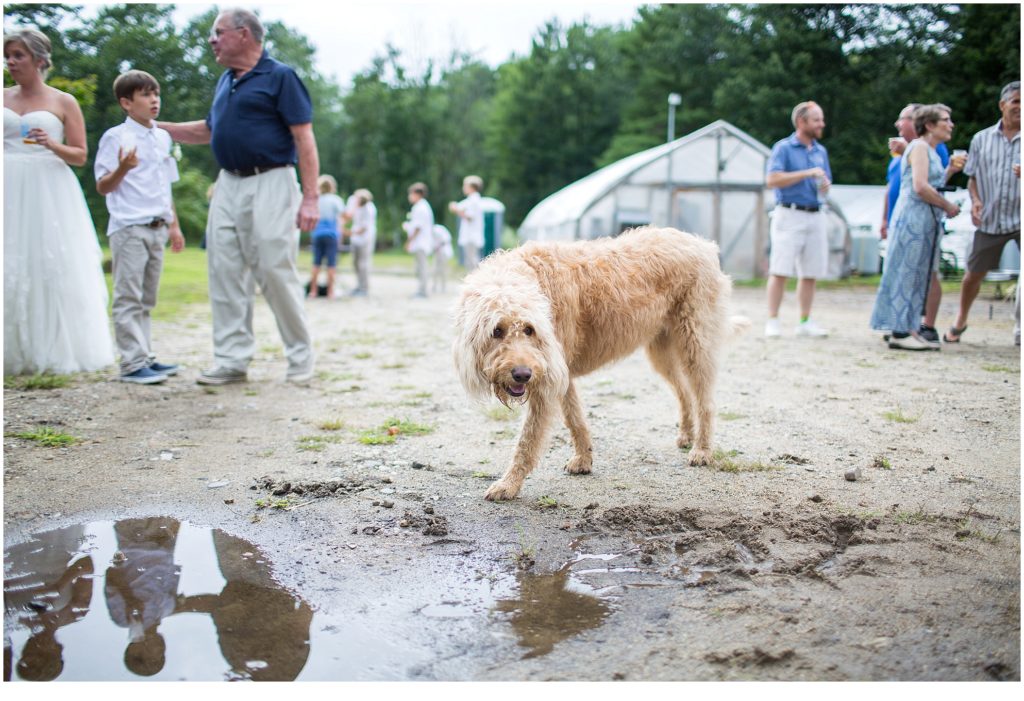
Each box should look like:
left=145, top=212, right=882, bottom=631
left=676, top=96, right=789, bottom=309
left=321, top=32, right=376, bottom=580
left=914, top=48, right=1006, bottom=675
left=451, top=290, right=493, bottom=400
left=529, top=306, right=569, bottom=398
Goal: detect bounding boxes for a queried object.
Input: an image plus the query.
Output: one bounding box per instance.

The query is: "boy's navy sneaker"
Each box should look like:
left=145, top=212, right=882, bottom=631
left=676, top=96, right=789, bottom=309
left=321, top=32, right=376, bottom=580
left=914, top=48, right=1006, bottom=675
left=121, top=366, right=168, bottom=384
left=148, top=361, right=179, bottom=376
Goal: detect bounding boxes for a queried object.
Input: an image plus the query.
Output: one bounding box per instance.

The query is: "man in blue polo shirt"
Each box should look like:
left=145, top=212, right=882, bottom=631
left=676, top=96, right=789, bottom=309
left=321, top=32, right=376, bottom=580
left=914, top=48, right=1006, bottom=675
left=764, top=101, right=832, bottom=338
left=159, top=8, right=320, bottom=386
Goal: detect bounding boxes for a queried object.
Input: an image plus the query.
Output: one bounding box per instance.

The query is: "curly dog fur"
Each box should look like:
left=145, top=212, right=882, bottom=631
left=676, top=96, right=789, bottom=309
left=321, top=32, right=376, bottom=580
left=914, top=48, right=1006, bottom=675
left=452, top=226, right=748, bottom=501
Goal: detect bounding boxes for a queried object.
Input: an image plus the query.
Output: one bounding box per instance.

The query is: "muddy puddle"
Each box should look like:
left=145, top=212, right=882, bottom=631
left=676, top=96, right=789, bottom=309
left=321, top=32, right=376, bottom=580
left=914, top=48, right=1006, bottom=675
left=3, top=518, right=624, bottom=681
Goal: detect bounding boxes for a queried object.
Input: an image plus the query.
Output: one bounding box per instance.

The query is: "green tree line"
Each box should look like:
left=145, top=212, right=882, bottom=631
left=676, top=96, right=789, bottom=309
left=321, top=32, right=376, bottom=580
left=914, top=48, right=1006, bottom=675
left=4, top=3, right=1019, bottom=244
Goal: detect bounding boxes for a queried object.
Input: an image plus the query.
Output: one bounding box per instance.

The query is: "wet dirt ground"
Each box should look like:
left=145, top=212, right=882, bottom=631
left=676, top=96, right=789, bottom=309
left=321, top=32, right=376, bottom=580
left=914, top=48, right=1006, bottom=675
left=3, top=270, right=1020, bottom=681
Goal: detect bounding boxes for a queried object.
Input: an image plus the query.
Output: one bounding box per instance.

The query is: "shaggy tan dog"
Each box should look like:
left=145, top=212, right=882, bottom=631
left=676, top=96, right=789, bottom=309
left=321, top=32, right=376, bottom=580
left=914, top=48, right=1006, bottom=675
left=452, top=226, right=748, bottom=501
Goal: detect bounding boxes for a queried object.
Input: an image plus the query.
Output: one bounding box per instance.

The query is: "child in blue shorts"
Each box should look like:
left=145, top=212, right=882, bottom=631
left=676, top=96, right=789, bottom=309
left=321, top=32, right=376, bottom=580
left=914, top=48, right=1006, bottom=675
left=308, top=174, right=345, bottom=299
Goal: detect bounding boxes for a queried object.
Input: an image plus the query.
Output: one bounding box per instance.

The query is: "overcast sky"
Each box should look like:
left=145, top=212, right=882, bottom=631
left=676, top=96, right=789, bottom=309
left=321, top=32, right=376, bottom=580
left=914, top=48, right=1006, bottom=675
left=165, top=0, right=643, bottom=85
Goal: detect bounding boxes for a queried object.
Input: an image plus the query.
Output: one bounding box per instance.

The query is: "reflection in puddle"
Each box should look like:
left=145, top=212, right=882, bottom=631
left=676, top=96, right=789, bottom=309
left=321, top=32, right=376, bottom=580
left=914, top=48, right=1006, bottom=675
left=494, top=564, right=613, bottom=660
left=5, top=520, right=627, bottom=679
left=3, top=518, right=312, bottom=681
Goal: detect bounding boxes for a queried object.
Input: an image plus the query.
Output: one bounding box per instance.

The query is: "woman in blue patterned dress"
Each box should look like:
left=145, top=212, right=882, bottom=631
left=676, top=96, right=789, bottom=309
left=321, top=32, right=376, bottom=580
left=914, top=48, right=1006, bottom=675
left=870, top=104, right=961, bottom=350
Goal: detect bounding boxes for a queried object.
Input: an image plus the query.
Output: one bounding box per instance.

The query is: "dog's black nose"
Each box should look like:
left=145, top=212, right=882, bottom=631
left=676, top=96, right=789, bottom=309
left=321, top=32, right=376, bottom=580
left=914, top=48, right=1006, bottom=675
left=511, top=366, right=532, bottom=383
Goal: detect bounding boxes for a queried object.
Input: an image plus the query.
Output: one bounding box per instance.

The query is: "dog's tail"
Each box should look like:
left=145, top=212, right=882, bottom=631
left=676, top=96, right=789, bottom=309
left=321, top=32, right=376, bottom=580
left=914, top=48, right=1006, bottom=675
left=728, top=315, right=752, bottom=339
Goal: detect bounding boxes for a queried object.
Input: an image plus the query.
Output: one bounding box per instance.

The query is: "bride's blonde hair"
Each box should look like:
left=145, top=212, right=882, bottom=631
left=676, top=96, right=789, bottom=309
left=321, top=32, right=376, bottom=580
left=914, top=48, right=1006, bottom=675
left=3, top=27, right=52, bottom=79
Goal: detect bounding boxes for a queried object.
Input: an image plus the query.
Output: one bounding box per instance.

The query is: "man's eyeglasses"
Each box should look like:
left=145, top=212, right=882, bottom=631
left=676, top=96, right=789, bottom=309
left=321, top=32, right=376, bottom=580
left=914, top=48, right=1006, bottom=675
left=209, top=26, right=243, bottom=40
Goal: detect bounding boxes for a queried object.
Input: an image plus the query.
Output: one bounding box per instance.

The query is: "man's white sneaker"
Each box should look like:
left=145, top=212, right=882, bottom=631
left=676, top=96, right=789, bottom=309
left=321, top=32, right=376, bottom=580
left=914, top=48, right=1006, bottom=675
left=764, top=318, right=782, bottom=338
left=795, top=319, right=828, bottom=338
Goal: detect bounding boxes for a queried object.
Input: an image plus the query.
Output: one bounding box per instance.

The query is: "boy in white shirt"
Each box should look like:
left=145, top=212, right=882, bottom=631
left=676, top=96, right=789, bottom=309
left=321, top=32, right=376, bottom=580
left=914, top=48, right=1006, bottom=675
left=95, top=70, right=184, bottom=384
left=448, top=174, right=485, bottom=271
left=403, top=182, right=434, bottom=298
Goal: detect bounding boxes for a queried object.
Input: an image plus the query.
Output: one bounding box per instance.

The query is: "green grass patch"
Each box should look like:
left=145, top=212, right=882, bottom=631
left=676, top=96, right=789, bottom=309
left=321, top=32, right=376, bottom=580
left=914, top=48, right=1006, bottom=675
left=711, top=449, right=780, bottom=473
left=4, top=373, right=74, bottom=390
left=354, top=352, right=373, bottom=360
left=316, top=418, right=345, bottom=431
left=732, top=276, right=1005, bottom=297
left=882, top=406, right=920, bottom=424
left=296, top=434, right=343, bottom=451
left=894, top=507, right=933, bottom=525
left=471, top=470, right=493, bottom=479
left=838, top=507, right=883, bottom=520
left=981, top=364, right=1016, bottom=373
left=318, top=371, right=365, bottom=382
left=256, top=496, right=294, bottom=510
left=380, top=362, right=408, bottom=370
left=357, top=417, right=434, bottom=445
left=872, top=455, right=892, bottom=470
left=536, top=495, right=559, bottom=508
left=103, top=246, right=209, bottom=321
left=718, top=411, right=746, bottom=421
left=8, top=426, right=79, bottom=447
left=485, top=405, right=521, bottom=421
left=341, top=331, right=383, bottom=346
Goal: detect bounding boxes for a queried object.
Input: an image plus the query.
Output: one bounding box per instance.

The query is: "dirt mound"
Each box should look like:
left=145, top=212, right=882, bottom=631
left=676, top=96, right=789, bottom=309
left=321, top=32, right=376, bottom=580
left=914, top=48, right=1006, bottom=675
left=254, top=475, right=370, bottom=499
left=583, top=505, right=702, bottom=535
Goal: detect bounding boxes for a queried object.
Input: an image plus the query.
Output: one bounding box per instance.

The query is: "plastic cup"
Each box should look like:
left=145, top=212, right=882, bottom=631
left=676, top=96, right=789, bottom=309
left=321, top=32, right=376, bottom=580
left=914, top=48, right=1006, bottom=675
left=120, top=131, right=137, bottom=154
left=952, top=149, right=967, bottom=168
left=20, top=123, right=35, bottom=144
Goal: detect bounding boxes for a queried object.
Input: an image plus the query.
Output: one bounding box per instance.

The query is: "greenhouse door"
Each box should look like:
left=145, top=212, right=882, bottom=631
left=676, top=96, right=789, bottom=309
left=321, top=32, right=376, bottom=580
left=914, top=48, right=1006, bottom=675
left=674, top=189, right=764, bottom=280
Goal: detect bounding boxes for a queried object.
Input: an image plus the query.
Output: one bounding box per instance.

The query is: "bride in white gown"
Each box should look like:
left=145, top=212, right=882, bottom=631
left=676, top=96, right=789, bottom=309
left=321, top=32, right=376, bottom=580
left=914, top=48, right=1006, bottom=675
left=4, top=27, right=113, bottom=375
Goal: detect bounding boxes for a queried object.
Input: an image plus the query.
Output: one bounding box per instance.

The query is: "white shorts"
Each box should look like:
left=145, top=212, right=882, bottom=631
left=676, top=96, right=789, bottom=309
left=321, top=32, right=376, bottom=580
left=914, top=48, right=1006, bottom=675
left=768, top=205, right=829, bottom=279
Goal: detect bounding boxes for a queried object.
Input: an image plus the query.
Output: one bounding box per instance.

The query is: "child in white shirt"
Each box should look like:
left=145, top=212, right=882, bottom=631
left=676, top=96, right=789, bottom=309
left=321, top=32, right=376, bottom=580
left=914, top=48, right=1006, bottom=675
left=95, top=70, right=184, bottom=384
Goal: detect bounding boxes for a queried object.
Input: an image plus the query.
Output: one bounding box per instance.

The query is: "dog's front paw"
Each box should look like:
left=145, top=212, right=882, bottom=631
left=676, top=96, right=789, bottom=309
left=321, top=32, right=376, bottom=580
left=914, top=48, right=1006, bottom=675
left=484, top=480, right=521, bottom=501
left=676, top=433, right=693, bottom=450
left=687, top=448, right=713, bottom=466
left=564, top=454, right=592, bottom=475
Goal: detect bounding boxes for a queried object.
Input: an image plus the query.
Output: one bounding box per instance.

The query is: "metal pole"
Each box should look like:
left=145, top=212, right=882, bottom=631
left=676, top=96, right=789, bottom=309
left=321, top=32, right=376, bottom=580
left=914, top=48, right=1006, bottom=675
left=667, top=93, right=681, bottom=143
left=666, top=93, right=682, bottom=226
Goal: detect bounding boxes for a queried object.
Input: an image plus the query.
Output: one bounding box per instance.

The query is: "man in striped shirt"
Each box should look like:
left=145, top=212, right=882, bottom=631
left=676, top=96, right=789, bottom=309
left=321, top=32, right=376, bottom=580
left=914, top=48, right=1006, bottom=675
left=947, top=81, right=1020, bottom=345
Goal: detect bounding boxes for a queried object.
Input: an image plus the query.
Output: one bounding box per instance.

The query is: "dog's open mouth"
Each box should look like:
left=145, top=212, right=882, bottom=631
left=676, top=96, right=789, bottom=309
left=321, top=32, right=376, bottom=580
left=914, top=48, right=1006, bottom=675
left=506, top=383, right=527, bottom=398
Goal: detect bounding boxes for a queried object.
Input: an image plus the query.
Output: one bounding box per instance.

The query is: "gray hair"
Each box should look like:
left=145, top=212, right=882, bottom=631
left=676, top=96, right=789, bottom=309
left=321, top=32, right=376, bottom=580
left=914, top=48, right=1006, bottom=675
left=1000, top=81, right=1020, bottom=102
left=912, top=103, right=952, bottom=137
left=3, top=27, right=52, bottom=78
left=791, top=101, right=820, bottom=128
left=220, top=7, right=265, bottom=44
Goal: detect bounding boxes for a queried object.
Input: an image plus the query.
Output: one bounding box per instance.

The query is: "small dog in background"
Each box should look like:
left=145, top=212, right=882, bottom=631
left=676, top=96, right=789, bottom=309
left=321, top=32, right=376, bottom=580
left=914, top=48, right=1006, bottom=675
left=452, top=226, right=749, bottom=501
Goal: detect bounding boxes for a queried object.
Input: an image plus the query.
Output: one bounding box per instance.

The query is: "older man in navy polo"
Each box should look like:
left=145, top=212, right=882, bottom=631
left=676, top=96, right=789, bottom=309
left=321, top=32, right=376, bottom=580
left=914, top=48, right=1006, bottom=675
left=160, top=7, right=319, bottom=385
left=764, top=101, right=832, bottom=338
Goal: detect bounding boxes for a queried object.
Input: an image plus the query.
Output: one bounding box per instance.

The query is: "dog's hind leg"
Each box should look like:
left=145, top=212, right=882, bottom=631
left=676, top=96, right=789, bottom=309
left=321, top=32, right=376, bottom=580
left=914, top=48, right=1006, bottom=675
left=645, top=333, right=697, bottom=450
left=676, top=339, right=720, bottom=466
left=485, top=395, right=556, bottom=501
left=561, top=380, right=593, bottom=475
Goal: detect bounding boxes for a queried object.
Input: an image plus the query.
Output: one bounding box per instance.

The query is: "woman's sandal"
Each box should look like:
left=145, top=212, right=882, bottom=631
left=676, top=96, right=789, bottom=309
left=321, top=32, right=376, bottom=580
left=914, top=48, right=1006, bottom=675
left=943, top=325, right=967, bottom=343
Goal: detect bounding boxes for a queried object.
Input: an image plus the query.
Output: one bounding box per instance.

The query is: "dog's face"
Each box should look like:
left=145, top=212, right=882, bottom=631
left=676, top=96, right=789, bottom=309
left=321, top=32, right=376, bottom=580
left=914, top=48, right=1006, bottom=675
left=452, top=274, right=569, bottom=407
left=483, top=316, right=547, bottom=406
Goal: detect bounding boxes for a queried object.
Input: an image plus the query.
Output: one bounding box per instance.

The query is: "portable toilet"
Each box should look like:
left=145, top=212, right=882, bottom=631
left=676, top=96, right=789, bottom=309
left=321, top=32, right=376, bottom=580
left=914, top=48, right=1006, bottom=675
left=480, top=197, right=506, bottom=257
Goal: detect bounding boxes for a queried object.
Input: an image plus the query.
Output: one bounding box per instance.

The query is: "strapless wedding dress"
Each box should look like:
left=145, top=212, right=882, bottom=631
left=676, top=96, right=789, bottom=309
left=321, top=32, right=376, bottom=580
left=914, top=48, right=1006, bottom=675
left=4, top=106, right=114, bottom=375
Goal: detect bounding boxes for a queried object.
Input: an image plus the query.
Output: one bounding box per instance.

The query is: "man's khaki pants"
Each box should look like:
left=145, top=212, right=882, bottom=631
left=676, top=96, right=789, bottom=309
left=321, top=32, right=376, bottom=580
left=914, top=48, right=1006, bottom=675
left=110, top=223, right=166, bottom=375
left=206, top=167, right=313, bottom=375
